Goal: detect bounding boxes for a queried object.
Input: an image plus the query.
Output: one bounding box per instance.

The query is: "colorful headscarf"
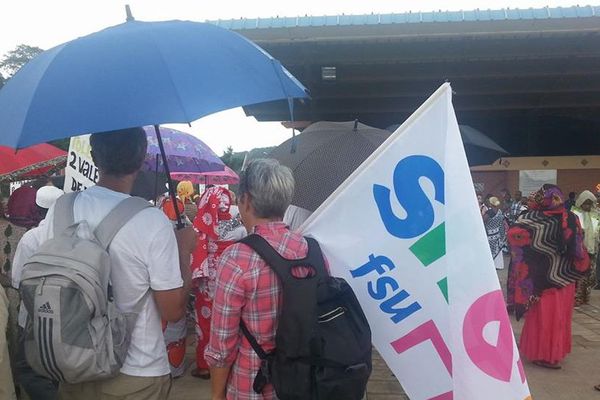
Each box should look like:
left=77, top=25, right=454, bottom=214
left=191, top=187, right=234, bottom=280
left=526, top=183, right=565, bottom=211
left=7, top=186, right=43, bottom=229
left=194, top=186, right=232, bottom=240
left=176, top=180, right=197, bottom=204
left=508, top=184, right=589, bottom=319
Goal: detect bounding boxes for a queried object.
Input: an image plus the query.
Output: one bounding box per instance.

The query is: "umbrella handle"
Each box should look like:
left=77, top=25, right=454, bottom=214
left=153, top=154, right=159, bottom=204
left=154, top=125, right=184, bottom=230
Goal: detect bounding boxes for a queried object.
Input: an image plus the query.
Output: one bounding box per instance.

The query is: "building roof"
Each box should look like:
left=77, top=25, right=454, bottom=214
left=210, top=5, right=600, bottom=161
left=210, top=5, right=600, bottom=30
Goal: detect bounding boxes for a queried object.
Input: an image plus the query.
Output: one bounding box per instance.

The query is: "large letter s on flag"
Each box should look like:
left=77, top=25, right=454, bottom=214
left=373, top=155, right=444, bottom=239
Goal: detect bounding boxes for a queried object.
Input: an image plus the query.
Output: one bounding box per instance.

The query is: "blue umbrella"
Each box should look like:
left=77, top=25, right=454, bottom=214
left=0, top=18, right=307, bottom=149
left=0, top=12, right=308, bottom=226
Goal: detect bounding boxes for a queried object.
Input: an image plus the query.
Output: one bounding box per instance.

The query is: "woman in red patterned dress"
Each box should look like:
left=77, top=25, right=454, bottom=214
left=190, top=186, right=243, bottom=378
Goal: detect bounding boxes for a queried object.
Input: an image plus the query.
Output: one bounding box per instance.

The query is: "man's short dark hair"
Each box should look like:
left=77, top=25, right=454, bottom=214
left=90, top=127, right=147, bottom=176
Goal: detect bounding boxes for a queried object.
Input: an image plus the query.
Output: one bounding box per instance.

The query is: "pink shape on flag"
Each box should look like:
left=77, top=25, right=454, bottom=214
left=391, top=319, right=452, bottom=376
left=463, top=290, right=514, bottom=382
left=430, top=391, right=453, bottom=400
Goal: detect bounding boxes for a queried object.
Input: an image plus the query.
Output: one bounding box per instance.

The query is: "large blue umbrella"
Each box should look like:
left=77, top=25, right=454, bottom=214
left=0, top=19, right=307, bottom=148
left=0, top=14, right=308, bottom=226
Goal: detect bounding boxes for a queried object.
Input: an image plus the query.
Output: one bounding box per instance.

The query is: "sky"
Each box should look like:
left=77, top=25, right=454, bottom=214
left=0, top=0, right=585, bottom=155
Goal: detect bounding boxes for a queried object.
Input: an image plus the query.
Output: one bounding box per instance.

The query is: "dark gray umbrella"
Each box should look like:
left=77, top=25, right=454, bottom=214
left=458, top=125, right=508, bottom=153
left=269, top=121, right=391, bottom=212
left=459, top=125, right=509, bottom=165
left=386, top=123, right=508, bottom=165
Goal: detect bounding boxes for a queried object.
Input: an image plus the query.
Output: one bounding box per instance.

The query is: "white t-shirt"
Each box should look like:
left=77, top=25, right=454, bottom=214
left=12, top=185, right=183, bottom=377
left=283, top=205, right=313, bottom=231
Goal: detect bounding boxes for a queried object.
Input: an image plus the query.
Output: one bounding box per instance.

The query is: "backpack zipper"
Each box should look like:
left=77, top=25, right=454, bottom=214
left=318, top=307, right=346, bottom=323
left=37, top=277, right=46, bottom=295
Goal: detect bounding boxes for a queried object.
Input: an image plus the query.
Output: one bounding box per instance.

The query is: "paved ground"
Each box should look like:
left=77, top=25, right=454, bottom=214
left=6, top=228, right=600, bottom=399
left=171, top=260, right=600, bottom=399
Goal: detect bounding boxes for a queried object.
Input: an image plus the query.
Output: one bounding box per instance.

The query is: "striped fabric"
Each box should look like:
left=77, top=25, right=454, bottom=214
left=513, top=210, right=587, bottom=288
left=38, top=316, right=65, bottom=382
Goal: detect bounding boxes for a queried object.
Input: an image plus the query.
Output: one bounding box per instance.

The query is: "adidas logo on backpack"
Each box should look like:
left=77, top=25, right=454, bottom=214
left=37, top=302, right=54, bottom=314
left=19, top=192, right=151, bottom=384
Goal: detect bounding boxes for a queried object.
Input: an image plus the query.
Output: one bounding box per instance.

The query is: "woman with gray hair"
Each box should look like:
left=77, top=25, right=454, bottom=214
left=204, top=159, right=309, bottom=399
left=238, top=158, right=295, bottom=221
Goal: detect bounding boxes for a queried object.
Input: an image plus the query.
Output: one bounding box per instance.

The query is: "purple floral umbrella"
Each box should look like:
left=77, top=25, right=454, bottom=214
left=142, top=126, right=224, bottom=173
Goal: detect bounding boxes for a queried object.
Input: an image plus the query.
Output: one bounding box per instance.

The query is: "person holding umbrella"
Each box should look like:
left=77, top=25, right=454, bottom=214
left=14, top=128, right=196, bottom=399
left=0, top=11, right=307, bottom=397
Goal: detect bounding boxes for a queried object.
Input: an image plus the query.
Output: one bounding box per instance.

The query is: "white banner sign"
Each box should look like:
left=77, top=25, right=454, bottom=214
left=64, top=134, right=98, bottom=192
left=519, top=170, right=557, bottom=197
left=301, top=84, right=531, bottom=400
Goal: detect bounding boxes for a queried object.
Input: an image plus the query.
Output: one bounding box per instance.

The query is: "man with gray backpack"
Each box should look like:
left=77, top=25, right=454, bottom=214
left=13, top=128, right=196, bottom=400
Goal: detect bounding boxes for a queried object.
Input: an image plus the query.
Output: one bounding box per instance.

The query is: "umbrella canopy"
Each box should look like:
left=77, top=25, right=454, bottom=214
left=0, top=143, right=67, bottom=182
left=458, top=125, right=508, bottom=153
left=386, top=123, right=508, bottom=165
left=269, top=121, right=391, bottom=212
left=0, top=15, right=308, bottom=228
left=459, top=124, right=509, bottom=165
left=142, top=126, right=224, bottom=173
left=171, top=166, right=239, bottom=185
left=0, top=19, right=308, bottom=149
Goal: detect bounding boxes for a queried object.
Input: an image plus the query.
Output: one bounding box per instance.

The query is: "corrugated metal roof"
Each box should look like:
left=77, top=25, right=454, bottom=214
left=209, top=5, right=600, bottom=30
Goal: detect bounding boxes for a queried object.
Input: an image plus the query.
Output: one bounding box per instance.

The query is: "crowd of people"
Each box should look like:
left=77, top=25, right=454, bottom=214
left=1, top=128, right=599, bottom=399
left=0, top=127, right=359, bottom=400
left=479, top=185, right=600, bottom=374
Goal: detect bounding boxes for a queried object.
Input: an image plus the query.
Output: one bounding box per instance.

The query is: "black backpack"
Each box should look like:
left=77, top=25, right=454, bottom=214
left=238, top=234, right=372, bottom=400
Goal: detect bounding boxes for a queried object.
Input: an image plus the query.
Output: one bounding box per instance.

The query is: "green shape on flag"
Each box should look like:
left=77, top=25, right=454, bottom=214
left=409, top=222, right=446, bottom=267
left=437, top=277, right=449, bottom=304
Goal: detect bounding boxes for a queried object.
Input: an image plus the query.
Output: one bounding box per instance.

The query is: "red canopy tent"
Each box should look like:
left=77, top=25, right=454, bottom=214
left=0, top=143, right=67, bottom=182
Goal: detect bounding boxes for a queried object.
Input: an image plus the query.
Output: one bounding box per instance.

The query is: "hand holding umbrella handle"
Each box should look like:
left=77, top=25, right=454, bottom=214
left=154, top=125, right=185, bottom=230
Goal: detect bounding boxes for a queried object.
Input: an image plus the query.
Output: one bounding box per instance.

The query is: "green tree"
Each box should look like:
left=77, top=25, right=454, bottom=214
left=50, top=138, right=71, bottom=152
left=221, top=146, right=234, bottom=168
left=220, top=146, right=245, bottom=173
left=0, top=44, right=44, bottom=79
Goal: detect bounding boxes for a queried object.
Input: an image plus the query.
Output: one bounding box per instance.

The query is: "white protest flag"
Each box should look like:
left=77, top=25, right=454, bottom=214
left=301, top=83, right=531, bottom=400
left=64, top=134, right=99, bottom=192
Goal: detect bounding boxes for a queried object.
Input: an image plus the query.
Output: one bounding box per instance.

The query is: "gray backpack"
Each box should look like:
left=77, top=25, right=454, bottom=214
left=19, top=192, right=151, bottom=384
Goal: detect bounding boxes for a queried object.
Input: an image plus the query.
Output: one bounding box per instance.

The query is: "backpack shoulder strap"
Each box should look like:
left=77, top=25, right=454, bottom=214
left=94, top=196, right=152, bottom=250
left=303, top=237, right=328, bottom=278
left=240, top=320, right=269, bottom=360
left=238, top=234, right=327, bottom=283
left=53, top=192, right=79, bottom=236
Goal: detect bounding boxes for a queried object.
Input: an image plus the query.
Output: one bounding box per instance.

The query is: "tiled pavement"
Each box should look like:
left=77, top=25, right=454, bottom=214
left=5, top=226, right=600, bottom=399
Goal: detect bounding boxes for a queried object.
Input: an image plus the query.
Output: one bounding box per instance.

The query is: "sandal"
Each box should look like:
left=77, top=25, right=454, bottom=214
left=533, top=360, right=561, bottom=370
left=191, top=368, right=211, bottom=380
left=594, top=384, right=600, bottom=391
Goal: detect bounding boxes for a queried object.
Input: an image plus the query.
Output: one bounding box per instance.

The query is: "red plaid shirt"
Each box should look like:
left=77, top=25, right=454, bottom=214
left=205, top=222, right=309, bottom=400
